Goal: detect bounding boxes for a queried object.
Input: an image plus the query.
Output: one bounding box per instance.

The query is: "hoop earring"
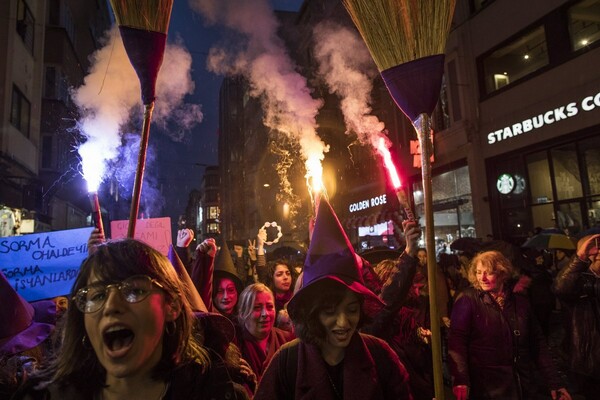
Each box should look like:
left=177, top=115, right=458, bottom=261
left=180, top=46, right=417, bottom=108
left=81, top=335, right=92, bottom=349
left=165, top=321, right=176, bottom=336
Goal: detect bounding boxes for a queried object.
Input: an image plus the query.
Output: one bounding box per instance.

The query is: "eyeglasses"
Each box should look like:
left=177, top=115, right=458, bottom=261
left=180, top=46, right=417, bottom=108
left=74, top=275, right=164, bottom=313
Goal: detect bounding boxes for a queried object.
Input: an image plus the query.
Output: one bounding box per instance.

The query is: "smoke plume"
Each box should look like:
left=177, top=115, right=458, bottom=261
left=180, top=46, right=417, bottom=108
left=312, top=22, right=389, bottom=150
left=189, top=0, right=328, bottom=198
left=74, top=26, right=202, bottom=193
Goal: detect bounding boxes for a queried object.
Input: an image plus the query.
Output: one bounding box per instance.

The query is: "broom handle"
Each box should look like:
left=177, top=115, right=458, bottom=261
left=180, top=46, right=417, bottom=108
left=415, top=113, right=445, bottom=400
left=127, top=102, right=155, bottom=238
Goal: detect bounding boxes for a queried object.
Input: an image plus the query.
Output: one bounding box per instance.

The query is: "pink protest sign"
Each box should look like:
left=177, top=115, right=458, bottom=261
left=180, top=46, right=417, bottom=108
left=110, top=217, right=172, bottom=255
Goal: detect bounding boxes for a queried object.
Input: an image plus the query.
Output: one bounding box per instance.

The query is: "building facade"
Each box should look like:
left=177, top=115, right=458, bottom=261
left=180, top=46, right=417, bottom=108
left=0, top=0, right=111, bottom=236
left=218, top=0, right=600, bottom=252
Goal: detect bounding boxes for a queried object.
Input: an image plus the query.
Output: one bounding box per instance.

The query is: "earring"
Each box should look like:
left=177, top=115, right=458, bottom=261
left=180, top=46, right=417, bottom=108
left=81, top=335, right=92, bottom=349
left=165, top=321, right=176, bottom=336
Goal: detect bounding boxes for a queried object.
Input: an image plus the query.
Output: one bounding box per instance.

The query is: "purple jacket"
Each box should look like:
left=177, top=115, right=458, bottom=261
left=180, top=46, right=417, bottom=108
left=254, top=333, right=412, bottom=399
left=448, top=286, right=563, bottom=399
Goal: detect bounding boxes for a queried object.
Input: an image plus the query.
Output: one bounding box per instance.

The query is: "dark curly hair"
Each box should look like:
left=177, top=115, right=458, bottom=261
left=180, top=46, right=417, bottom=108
left=264, top=259, right=297, bottom=294
left=291, top=279, right=365, bottom=346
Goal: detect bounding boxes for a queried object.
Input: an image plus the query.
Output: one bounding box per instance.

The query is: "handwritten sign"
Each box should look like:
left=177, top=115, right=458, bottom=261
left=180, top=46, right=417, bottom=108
left=110, top=217, right=172, bottom=255
left=0, top=227, right=94, bottom=301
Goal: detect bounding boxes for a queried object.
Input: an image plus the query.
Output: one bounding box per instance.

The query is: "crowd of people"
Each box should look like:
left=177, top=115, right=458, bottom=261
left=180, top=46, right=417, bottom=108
left=1, top=198, right=599, bottom=399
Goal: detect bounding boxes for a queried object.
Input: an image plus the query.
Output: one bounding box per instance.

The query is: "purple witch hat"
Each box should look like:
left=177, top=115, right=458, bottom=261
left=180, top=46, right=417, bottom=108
left=0, top=272, right=54, bottom=356
left=287, top=199, right=384, bottom=319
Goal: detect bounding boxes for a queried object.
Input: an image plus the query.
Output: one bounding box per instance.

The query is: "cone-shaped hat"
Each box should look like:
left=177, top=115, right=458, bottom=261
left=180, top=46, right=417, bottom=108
left=214, top=240, right=243, bottom=293
left=287, top=199, right=383, bottom=318
left=167, top=245, right=234, bottom=342
left=0, top=272, right=54, bottom=356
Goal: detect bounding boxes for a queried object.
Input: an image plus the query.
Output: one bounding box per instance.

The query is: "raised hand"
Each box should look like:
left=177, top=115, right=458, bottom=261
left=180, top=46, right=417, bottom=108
left=197, top=238, right=217, bottom=257
left=176, top=228, right=194, bottom=248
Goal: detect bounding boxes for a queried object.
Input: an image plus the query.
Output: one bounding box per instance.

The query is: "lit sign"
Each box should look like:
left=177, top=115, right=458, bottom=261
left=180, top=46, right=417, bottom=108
left=497, top=173, right=514, bottom=194
left=349, top=194, right=387, bottom=213
left=487, top=90, right=600, bottom=145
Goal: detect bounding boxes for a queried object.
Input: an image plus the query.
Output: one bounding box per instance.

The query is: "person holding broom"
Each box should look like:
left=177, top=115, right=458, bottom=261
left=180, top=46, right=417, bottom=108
left=254, top=199, right=412, bottom=399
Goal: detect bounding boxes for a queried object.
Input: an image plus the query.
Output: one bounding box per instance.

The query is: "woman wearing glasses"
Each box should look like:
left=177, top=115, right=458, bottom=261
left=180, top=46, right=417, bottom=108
left=12, top=239, right=244, bottom=400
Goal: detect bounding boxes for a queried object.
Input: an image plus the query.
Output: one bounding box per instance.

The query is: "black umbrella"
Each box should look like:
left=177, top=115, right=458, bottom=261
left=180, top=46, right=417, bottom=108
left=450, top=237, right=482, bottom=255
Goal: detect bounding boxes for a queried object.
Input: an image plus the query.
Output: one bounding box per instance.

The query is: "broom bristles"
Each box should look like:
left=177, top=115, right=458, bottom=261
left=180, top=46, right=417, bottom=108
left=342, top=0, right=456, bottom=71
left=110, top=0, right=174, bottom=33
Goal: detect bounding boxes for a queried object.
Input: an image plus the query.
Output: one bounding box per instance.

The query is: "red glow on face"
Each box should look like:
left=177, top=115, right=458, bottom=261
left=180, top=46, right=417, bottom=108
left=376, top=137, right=402, bottom=189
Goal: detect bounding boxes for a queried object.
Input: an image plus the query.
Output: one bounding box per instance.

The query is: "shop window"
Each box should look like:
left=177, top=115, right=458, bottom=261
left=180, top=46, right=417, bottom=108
left=587, top=196, right=600, bottom=227
left=568, top=0, right=600, bottom=51
left=413, top=165, right=475, bottom=248
left=557, top=202, right=584, bottom=236
left=482, top=26, right=549, bottom=95
left=526, top=151, right=553, bottom=204
left=16, top=0, right=34, bottom=53
left=582, top=135, right=600, bottom=195
left=10, top=85, right=31, bottom=138
left=552, top=145, right=582, bottom=200
left=531, top=204, right=555, bottom=232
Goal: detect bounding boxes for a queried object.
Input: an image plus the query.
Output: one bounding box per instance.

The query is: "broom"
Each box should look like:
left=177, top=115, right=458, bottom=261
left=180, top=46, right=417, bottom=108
left=342, top=1, right=455, bottom=398
left=109, top=0, right=174, bottom=238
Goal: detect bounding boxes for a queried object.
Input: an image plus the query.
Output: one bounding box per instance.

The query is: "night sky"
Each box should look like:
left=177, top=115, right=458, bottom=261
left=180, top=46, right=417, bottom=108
left=153, top=0, right=304, bottom=231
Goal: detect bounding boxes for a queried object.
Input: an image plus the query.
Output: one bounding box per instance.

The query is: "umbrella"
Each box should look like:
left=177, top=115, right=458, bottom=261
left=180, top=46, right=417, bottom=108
left=522, top=233, right=575, bottom=250
left=576, top=226, right=600, bottom=239
left=450, top=237, right=482, bottom=255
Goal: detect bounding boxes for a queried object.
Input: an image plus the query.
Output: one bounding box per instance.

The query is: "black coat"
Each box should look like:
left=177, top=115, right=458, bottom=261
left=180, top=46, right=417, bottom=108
left=552, top=257, right=600, bottom=379
left=448, top=286, right=562, bottom=399
left=11, top=360, right=248, bottom=400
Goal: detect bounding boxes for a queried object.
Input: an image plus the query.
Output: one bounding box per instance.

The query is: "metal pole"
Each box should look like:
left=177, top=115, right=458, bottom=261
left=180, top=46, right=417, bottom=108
left=127, top=102, right=154, bottom=238
left=415, top=112, right=445, bottom=400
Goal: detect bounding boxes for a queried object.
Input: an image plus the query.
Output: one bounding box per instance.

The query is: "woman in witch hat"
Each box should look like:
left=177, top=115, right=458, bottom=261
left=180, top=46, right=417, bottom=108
left=12, top=239, right=246, bottom=400
left=254, top=199, right=412, bottom=399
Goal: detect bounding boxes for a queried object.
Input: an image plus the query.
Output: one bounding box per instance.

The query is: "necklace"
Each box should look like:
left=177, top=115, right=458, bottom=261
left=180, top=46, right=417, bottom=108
left=97, top=381, right=170, bottom=400
left=326, top=372, right=342, bottom=400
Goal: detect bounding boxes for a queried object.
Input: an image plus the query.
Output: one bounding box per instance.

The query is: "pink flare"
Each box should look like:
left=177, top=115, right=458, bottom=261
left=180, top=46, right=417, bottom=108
left=376, top=137, right=401, bottom=189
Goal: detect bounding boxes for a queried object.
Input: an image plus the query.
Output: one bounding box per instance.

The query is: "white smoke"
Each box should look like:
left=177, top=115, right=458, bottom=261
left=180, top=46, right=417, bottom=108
left=312, top=21, right=387, bottom=149
left=189, top=0, right=329, bottom=189
left=74, top=26, right=202, bottom=191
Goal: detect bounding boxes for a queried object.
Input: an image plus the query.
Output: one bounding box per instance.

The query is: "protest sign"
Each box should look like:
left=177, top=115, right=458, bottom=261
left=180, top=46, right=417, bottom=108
left=0, top=227, right=93, bottom=301
left=110, top=217, right=172, bottom=255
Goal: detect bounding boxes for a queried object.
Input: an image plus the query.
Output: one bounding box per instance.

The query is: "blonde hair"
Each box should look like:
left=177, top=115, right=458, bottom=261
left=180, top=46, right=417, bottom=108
left=468, top=250, right=514, bottom=290
left=237, top=283, right=274, bottom=325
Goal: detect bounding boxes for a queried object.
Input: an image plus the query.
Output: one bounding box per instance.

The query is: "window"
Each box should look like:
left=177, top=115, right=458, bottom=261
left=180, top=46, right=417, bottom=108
left=482, top=26, right=549, bottom=95
left=41, top=136, right=53, bottom=169
left=552, top=145, right=582, bottom=200
left=44, top=66, right=69, bottom=102
left=47, top=0, right=75, bottom=44
left=207, top=206, right=219, bottom=219
left=10, top=85, right=31, bottom=137
left=16, top=0, right=35, bottom=53
left=207, top=222, right=220, bottom=234
left=569, top=0, right=600, bottom=51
